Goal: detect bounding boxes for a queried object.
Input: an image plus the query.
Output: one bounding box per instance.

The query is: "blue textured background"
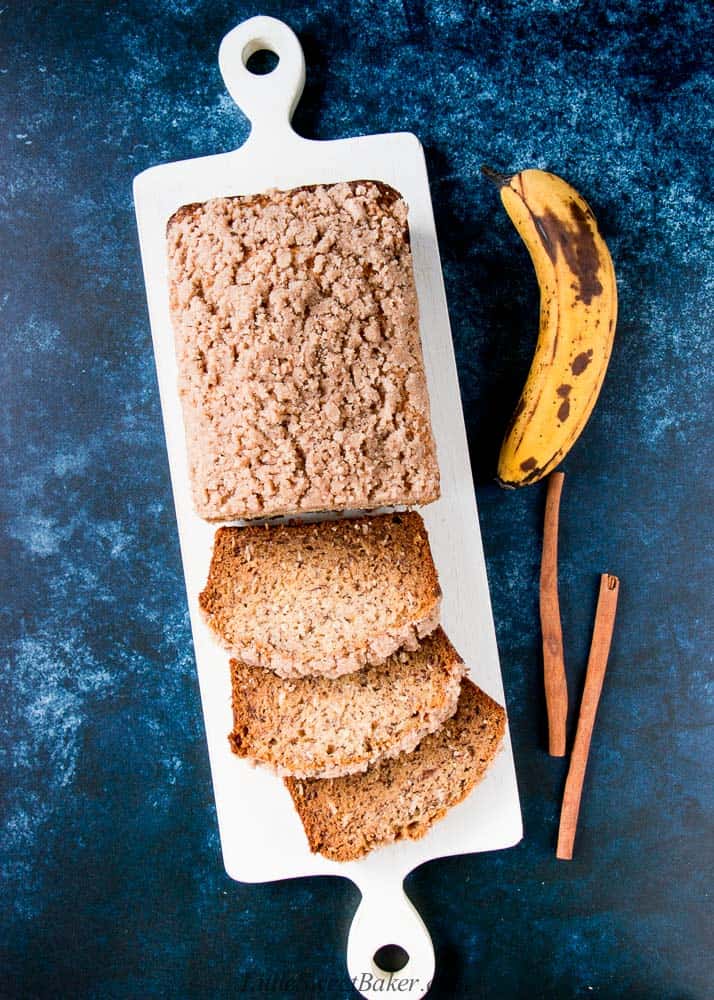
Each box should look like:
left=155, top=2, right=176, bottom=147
left=1, top=2, right=712, bottom=997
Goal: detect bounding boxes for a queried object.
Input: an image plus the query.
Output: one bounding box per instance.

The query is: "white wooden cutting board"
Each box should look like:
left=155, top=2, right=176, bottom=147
left=133, top=16, right=521, bottom=998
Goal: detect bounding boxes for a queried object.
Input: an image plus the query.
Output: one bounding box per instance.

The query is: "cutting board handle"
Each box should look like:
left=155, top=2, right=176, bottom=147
left=347, top=877, right=435, bottom=998
left=218, top=16, right=305, bottom=144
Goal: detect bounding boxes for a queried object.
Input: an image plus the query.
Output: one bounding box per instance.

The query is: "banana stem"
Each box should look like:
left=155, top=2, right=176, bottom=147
left=481, top=164, right=511, bottom=187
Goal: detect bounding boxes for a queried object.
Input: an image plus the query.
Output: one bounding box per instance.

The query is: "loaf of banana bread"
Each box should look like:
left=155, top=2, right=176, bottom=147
left=167, top=181, right=440, bottom=520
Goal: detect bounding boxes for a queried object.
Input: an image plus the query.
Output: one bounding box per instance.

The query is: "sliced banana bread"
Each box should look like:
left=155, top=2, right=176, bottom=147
left=167, top=180, right=440, bottom=521
left=284, top=679, right=505, bottom=861
left=228, top=627, right=464, bottom=779
left=199, top=512, right=441, bottom=679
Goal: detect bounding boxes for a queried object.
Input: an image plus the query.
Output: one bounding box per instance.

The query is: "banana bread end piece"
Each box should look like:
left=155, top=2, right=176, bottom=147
left=199, top=511, right=441, bottom=679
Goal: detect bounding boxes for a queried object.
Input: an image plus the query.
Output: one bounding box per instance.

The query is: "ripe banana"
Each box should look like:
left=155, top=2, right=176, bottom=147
left=485, top=167, right=617, bottom=488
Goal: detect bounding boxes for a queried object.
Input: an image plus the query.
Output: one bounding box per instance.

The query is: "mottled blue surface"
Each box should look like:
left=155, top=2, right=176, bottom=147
left=1, top=1, right=712, bottom=997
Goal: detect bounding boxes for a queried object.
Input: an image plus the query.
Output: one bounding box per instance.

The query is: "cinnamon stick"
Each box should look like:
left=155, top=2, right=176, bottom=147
left=557, top=573, right=620, bottom=860
left=540, top=471, right=568, bottom=756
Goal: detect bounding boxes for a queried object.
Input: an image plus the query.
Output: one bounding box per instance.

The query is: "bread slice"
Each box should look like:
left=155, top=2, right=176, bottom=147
left=199, top=512, right=441, bottom=679
left=167, top=180, right=440, bottom=521
left=228, top=627, right=464, bottom=779
left=284, top=679, right=505, bottom=861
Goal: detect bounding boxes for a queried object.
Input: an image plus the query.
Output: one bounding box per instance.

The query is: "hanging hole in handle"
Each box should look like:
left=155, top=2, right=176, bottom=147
left=373, top=944, right=410, bottom=974
left=244, top=47, right=279, bottom=75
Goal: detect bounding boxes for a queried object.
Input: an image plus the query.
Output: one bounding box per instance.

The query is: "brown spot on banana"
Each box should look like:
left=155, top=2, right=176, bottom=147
left=520, top=457, right=538, bottom=471
left=497, top=458, right=546, bottom=488
left=570, top=200, right=605, bottom=304
left=520, top=462, right=546, bottom=484
left=571, top=349, right=594, bottom=375
left=556, top=384, right=571, bottom=397
left=533, top=204, right=604, bottom=305
left=557, top=400, right=570, bottom=422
